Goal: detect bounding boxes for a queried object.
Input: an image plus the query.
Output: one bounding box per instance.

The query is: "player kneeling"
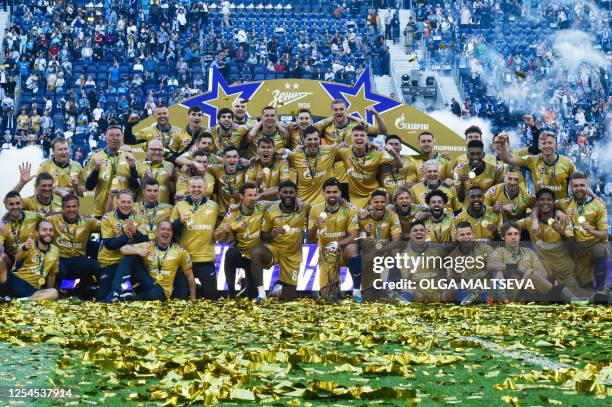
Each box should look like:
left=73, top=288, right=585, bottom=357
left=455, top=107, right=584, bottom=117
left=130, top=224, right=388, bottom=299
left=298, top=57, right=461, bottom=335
left=0, top=219, right=59, bottom=301
left=105, top=221, right=197, bottom=301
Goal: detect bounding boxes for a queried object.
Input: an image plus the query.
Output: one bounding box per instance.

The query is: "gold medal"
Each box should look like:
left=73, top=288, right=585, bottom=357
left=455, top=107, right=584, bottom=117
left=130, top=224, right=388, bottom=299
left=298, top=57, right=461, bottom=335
left=375, top=242, right=383, bottom=250
left=156, top=275, right=163, bottom=283
left=283, top=224, right=291, bottom=232
left=547, top=218, right=555, bottom=226
left=38, top=277, right=46, bottom=286
left=112, top=178, right=119, bottom=185
left=320, top=212, right=327, bottom=221
left=262, top=167, right=270, bottom=176
left=578, top=216, right=585, bottom=224
left=468, top=171, right=476, bottom=179
left=481, top=220, right=489, bottom=228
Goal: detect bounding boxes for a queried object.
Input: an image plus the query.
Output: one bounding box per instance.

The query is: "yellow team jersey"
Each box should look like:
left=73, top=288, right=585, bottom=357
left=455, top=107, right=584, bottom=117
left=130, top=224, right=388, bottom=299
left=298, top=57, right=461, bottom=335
left=288, top=119, right=330, bottom=149
left=556, top=197, right=608, bottom=243
left=515, top=154, right=575, bottom=199
left=134, top=123, right=183, bottom=152
left=217, top=202, right=271, bottom=259
left=410, top=181, right=462, bottom=213
left=210, top=125, right=249, bottom=154
left=379, top=156, right=416, bottom=198
left=170, top=198, right=219, bottom=262
left=408, top=153, right=453, bottom=182
left=309, top=202, right=359, bottom=247
left=488, top=246, right=549, bottom=299
left=208, top=165, right=247, bottom=213
left=85, top=149, right=134, bottom=217
left=288, top=146, right=338, bottom=206
left=248, top=128, right=288, bottom=158
left=131, top=242, right=192, bottom=299
left=484, top=183, right=534, bottom=221
left=400, top=243, right=446, bottom=301
left=22, top=194, right=63, bottom=215
left=12, top=243, right=60, bottom=289
left=337, top=146, right=394, bottom=209
left=245, top=159, right=291, bottom=197
left=98, top=210, right=141, bottom=266
left=175, top=170, right=215, bottom=199
left=450, top=152, right=497, bottom=169
left=423, top=214, right=454, bottom=243
left=136, top=160, right=174, bottom=204
left=516, top=217, right=576, bottom=286
left=0, top=211, right=43, bottom=257
left=454, top=161, right=504, bottom=206
left=47, top=214, right=100, bottom=257
left=37, top=159, right=85, bottom=193
left=133, top=201, right=173, bottom=241
left=391, top=204, right=424, bottom=240
left=453, top=207, right=502, bottom=243
left=358, top=208, right=402, bottom=243
left=447, top=243, right=492, bottom=281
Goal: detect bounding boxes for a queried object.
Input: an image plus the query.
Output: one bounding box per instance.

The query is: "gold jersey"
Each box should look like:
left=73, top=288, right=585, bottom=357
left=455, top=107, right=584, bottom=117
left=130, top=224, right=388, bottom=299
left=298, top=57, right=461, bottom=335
left=170, top=198, right=219, bottom=262
left=134, top=123, right=183, bottom=152
left=47, top=214, right=100, bottom=257
left=410, top=181, right=462, bottom=213
left=287, top=120, right=329, bottom=149
left=453, top=206, right=502, bottom=243
left=210, top=124, right=249, bottom=154
left=131, top=242, right=192, bottom=299
left=248, top=128, right=288, bottom=158
left=175, top=170, right=215, bottom=199
left=98, top=210, right=140, bottom=266
left=358, top=208, right=402, bottom=242
left=217, top=202, right=271, bottom=259
left=85, top=149, right=134, bottom=217
left=423, top=214, right=454, bottom=243
left=288, top=146, right=338, bottom=206
left=515, top=154, right=575, bottom=199
left=262, top=203, right=308, bottom=259
left=400, top=243, right=446, bottom=301
left=379, top=156, right=416, bottom=198
left=37, top=159, right=85, bottom=194
left=556, top=197, right=608, bottom=243
left=136, top=160, right=174, bottom=204
left=22, top=194, right=63, bottom=215
left=0, top=211, right=43, bottom=257
left=320, top=120, right=379, bottom=146
left=408, top=152, right=453, bottom=182
left=308, top=202, right=359, bottom=246
left=488, top=245, right=549, bottom=299
left=453, top=161, right=504, bottom=206
left=447, top=243, right=492, bottom=281
left=391, top=204, right=424, bottom=240
left=484, top=183, right=534, bottom=221
left=337, top=146, right=394, bottom=209
left=245, top=159, right=291, bottom=197
left=12, top=243, right=60, bottom=289
left=133, top=201, right=173, bottom=241
left=208, top=165, right=247, bottom=213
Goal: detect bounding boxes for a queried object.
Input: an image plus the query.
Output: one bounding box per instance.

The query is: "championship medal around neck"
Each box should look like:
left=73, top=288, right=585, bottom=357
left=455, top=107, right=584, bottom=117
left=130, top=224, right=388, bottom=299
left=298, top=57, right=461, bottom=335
left=481, top=220, right=488, bottom=228
left=262, top=167, right=271, bottom=176
left=283, top=224, right=291, bottom=232
left=547, top=218, right=555, bottom=226
left=375, top=242, right=383, bottom=250
left=578, top=216, right=586, bottom=224
left=320, top=212, right=327, bottom=221
left=38, top=277, right=46, bottom=286
left=468, top=171, right=476, bottom=179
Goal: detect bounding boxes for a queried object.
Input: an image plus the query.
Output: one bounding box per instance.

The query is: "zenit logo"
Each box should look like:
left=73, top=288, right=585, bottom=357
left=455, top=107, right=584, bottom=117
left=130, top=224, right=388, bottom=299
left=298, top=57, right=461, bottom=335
left=269, top=83, right=313, bottom=108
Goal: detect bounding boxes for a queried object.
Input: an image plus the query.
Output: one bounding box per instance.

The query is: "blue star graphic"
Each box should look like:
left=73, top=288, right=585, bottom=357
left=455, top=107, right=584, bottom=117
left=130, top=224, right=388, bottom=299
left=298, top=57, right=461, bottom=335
left=319, top=66, right=401, bottom=125
left=181, top=67, right=261, bottom=127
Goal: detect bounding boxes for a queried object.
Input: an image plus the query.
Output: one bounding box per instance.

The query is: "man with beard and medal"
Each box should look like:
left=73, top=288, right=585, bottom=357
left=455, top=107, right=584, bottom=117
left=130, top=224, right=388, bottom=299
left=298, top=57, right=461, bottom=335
left=446, top=222, right=493, bottom=304
left=47, top=194, right=100, bottom=299
left=16, top=172, right=63, bottom=215
left=390, top=186, right=425, bottom=241
left=337, top=126, right=402, bottom=209
left=209, top=107, right=249, bottom=154
left=214, top=182, right=273, bottom=298
left=496, top=131, right=575, bottom=199
left=307, top=177, right=360, bottom=300
left=132, top=178, right=173, bottom=241
left=245, top=137, right=291, bottom=200
left=251, top=181, right=310, bottom=301
left=0, top=192, right=43, bottom=263
left=454, top=140, right=504, bottom=207
left=110, top=221, right=197, bottom=301
left=125, top=105, right=182, bottom=158
left=171, top=177, right=220, bottom=300
left=285, top=108, right=335, bottom=149
left=422, top=190, right=454, bottom=244
left=379, top=135, right=418, bottom=198
left=246, top=106, right=289, bottom=157
left=453, top=186, right=502, bottom=243
left=287, top=126, right=338, bottom=205
left=175, top=150, right=216, bottom=201
left=209, top=146, right=247, bottom=214
left=0, top=219, right=60, bottom=301
left=136, top=139, right=175, bottom=204
left=485, top=168, right=533, bottom=223
left=410, top=160, right=461, bottom=213
left=357, top=190, right=402, bottom=302
left=321, top=100, right=387, bottom=146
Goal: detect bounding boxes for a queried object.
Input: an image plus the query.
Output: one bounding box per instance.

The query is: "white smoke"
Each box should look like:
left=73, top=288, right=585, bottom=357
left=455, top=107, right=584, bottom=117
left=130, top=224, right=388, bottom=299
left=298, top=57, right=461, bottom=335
left=0, top=146, right=45, bottom=217
left=553, top=30, right=607, bottom=71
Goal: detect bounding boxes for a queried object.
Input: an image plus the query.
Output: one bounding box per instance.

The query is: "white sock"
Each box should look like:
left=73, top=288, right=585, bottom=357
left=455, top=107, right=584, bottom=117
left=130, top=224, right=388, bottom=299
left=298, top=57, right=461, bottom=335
left=352, top=289, right=361, bottom=296
left=257, top=286, right=266, bottom=299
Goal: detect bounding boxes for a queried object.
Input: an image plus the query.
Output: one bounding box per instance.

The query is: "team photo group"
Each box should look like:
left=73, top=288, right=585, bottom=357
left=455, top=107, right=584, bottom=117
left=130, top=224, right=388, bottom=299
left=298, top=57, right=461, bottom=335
left=0, top=98, right=609, bottom=304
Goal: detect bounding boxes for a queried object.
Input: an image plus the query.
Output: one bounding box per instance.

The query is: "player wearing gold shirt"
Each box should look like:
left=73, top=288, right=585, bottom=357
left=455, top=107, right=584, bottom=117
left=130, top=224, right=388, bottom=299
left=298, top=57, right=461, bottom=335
left=246, top=106, right=288, bottom=157
left=175, top=150, right=216, bottom=201
left=320, top=100, right=386, bottom=146
left=133, top=178, right=173, bottom=241
left=136, top=139, right=175, bottom=204
left=245, top=137, right=291, bottom=200
left=423, top=190, right=454, bottom=244
left=307, top=178, right=360, bottom=299
left=379, top=135, right=418, bottom=198
left=0, top=192, right=43, bottom=260
left=232, top=98, right=258, bottom=127
left=208, top=146, right=247, bottom=213
left=35, top=137, right=85, bottom=196
left=175, top=132, right=221, bottom=170
left=453, top=186, right=502, bottom=243
left=555, top=173, right=608, bottom=294
left=450, top=125, right=492, bottom=168
left=0, top=219, right=59, bottom=300
left=210, top=108, right=249, bottom=154
left=97, top=190, right=149, bottom=301
left=496, top=131, right=575, bottom=200
left=410, top=160, right=462, bottom=213
left=166, top=106, right=207, bottom=162
left=84, top=126, right=140, bottom=217
left=126, top=105, right=182, bottom=158
left=407, top=132, right=453, bottom=182
left=337, top=126, right=401, bottom=209
left=286, top=109, right=334, bottom=149
left=251, top=181, right=310, bottom=301
left=485, top=169, right=533, bottom=222
left=105, top=221, right=196, bottom=301
left=454, top=140, right=504, bottom=206
left=18, top=172, right=63, bottom=215
left=170, top=177, right=220, bottom=299
left=391, top=186, right=424, bottom=241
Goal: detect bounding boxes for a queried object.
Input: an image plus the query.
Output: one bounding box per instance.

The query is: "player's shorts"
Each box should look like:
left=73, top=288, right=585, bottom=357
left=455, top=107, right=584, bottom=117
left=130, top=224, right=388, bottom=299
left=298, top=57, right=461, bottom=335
left=573, top=241, right=609, bottom=286
left=1, top=272, right=37, bottom=298
left=318, top=250, right=346, bottom=290
left=265, top=244, right=302, bottom=285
